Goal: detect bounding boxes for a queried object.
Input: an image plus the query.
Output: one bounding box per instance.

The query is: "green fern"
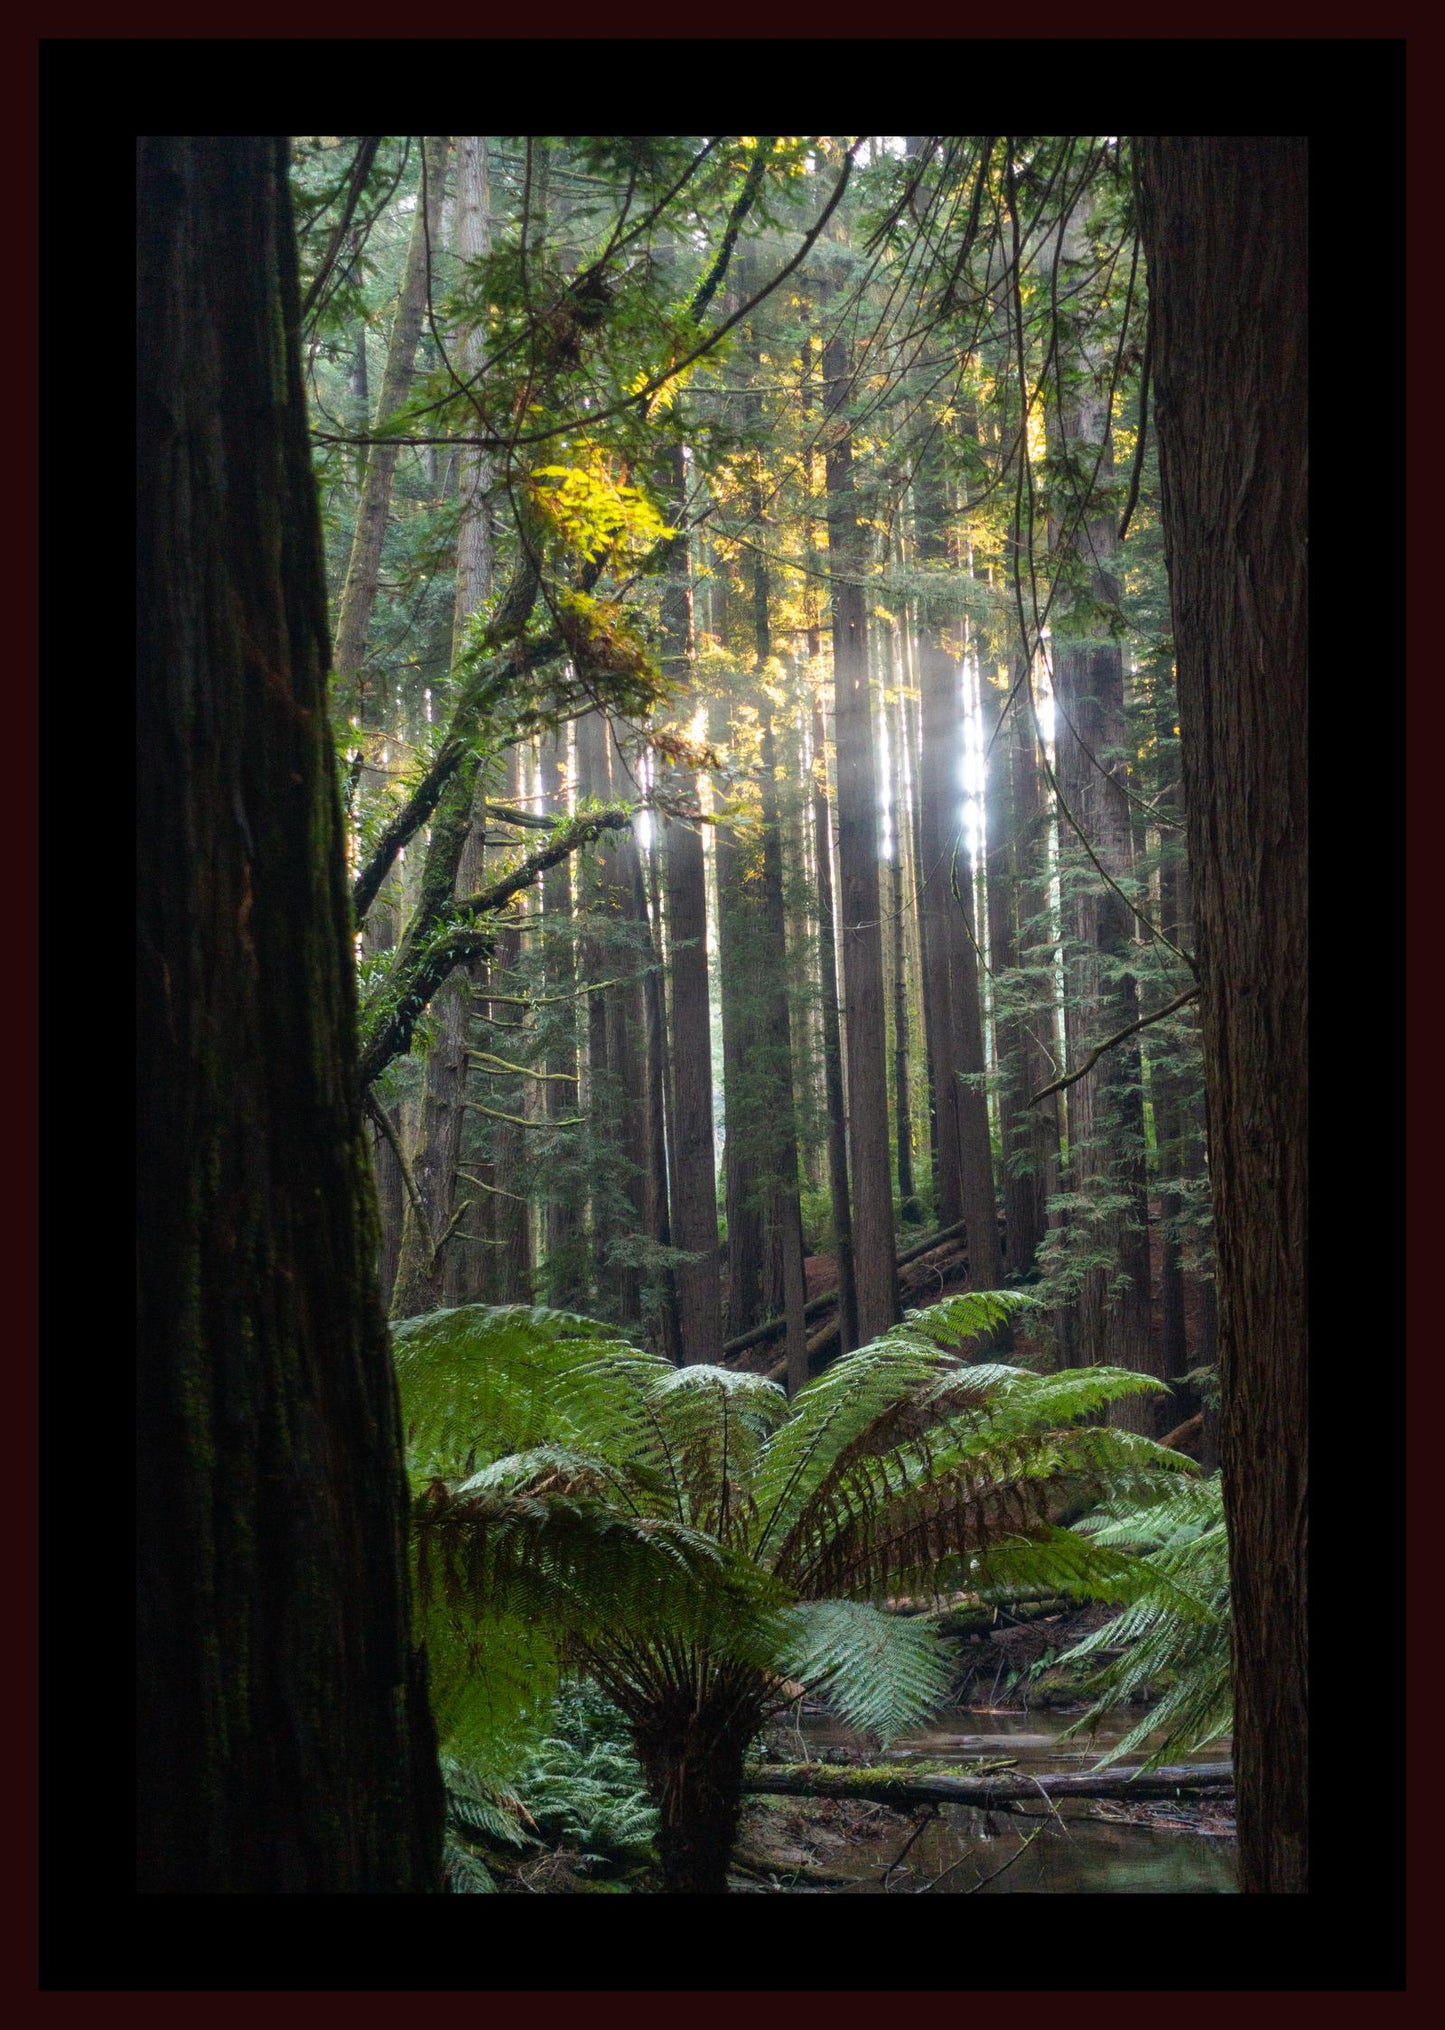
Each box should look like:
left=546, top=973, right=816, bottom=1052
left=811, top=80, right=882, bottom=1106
left=393, top=1293, right=1192, bottom=1889
left=1052, top=1473, right=1232, bottom=1768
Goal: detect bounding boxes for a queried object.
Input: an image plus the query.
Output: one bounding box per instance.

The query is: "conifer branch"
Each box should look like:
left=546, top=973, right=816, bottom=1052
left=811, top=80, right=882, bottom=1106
left=1027, top=986, right=1201, bottom=1106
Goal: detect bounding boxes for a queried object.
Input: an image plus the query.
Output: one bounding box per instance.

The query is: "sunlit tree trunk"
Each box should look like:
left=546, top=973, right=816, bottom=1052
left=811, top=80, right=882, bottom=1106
left=824, top=328, right=896, bottom=1344
left=912, top=450, right=1001, bottom=1287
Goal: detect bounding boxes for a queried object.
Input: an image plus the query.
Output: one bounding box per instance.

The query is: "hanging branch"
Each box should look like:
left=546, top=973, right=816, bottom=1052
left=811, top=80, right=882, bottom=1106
left=363, top=1088, right=434, bottom=1256
left=357, top=805, right=634, bottom=1092
left=298, top=136, right=382, bottom=326
left=1026, top=985, right=1201, bottom=1107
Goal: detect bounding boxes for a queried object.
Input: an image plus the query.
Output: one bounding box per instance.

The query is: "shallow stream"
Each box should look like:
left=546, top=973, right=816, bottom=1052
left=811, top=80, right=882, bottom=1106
left=761, top=1706, right=1237, bottom=1893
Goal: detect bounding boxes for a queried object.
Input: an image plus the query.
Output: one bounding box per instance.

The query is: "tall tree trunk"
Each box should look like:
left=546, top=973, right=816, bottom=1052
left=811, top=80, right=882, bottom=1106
left=332, top=136, right=448, bottom=722
left=912, top=450, right=1002, bottom=1287
left=986, top=660, right=1052, bottom=1276
left=137, top=135, right=441, bottom=1893
left=887, top=639, right=922, bottom=1224
left=824, top=329, right=897, bottom=1344
left=809, top=698, right=858, bottom=1352
left=390, top=138, right=493, bottom=1322
left=1048, top=197, right=1157, bottom=1411
left=658, top=445, right=723, bottom=1363
left=712, top=689, right=772, bottom=1342
left=1137, top=135, right=1308, bottom=1895
left=538, top=723, right=587, bottom=1308
left=750, top=536, right=808, bottom=1393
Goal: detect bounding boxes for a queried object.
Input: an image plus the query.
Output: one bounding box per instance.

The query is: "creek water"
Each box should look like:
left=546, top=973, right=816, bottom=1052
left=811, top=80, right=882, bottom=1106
left=771, top=1706, right=1237, bottom=1894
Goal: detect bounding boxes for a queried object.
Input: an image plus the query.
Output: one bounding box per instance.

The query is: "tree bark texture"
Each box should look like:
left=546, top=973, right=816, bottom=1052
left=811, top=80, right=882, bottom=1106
left=136, top=136, right=442, bottom=1892
left=1137, top=134, right=1308, bottom=1895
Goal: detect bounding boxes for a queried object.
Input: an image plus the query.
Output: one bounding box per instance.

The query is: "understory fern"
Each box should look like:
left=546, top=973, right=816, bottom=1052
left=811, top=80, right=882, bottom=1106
left=394, top=1294, right=1195, bottom=1763
left=1053, top=1473, right=1232, bottom=1768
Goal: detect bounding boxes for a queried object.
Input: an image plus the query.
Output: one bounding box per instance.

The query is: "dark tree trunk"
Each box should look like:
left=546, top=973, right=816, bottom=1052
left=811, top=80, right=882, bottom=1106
left=136, top=136, right=441, bottom=1892
left=666, top=810, right=723, bottom=1363
left=824, top=330, right=897, bottom=1344
left=1137, top=135, right=1308, bottom=1895
left=631, top=1691, right=760, bottom=1895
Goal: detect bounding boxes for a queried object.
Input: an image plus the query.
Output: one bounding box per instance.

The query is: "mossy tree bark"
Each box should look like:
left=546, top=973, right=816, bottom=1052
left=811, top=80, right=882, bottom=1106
left=136, top=136, right=442, bottom=1892
left=1137, top=134, right=1309, bottom=1895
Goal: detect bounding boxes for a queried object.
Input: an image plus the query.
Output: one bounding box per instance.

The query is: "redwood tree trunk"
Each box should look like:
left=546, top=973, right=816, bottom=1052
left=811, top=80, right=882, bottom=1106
left=136, top=136, right=441, bottom=1893
left=1137, top=134, right=1308, bottom=1895
left=824, top=330, right=897, bottom=1344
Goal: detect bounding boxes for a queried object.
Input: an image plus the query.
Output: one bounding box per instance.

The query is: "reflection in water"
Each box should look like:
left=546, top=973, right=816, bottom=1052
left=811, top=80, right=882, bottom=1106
left=784, top=1707, right=1237, bottom=1894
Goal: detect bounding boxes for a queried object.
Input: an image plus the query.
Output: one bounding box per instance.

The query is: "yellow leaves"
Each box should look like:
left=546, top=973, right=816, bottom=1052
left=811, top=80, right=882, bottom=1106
left=528, top=446, right=674, bottom=567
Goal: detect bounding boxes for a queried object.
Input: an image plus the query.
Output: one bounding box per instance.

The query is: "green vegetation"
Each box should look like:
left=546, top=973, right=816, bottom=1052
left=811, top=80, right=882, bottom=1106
left=394, top=1291, right=1200, bottom=1890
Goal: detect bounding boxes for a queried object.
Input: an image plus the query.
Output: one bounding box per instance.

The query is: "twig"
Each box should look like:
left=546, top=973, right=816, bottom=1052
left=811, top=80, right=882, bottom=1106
left=1027, top=986, right=1201, bottom=1106
left=882, top=1805, right=939, bottom=1891
left=363, top=1090, right=433, bottom=1255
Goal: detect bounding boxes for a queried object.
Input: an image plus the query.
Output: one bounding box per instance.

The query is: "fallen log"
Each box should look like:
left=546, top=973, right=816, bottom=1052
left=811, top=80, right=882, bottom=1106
left=740, top=1761, right=1233, bottom=1813
left=723, top=1222, right=967, bottom=1362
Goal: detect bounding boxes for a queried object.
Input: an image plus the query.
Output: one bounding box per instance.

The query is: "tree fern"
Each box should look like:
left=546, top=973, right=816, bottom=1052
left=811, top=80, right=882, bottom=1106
left=393, top=1291, right=1195, bottom=1890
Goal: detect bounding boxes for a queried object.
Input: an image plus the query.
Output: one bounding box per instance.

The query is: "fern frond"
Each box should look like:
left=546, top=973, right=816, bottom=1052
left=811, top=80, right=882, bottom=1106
left=1055, top=1474, right=1232, bottom=1769
left=775, top=1599, right=956, bottom=1747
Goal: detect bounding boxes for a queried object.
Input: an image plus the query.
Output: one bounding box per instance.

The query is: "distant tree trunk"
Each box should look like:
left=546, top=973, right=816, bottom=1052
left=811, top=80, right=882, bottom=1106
left=712, top=690, right=771, bottom=1342
left=538, top=723, right=587, bottom=1308
left=666, top=808, right=723, bottom=1363
left=751, top=537, right=808, bottom=1393
left=137, top=134, right=441, bottom=1892
left=390, top=138, right=493, bottom=1322
left=912, top=451, right=1001, bottom=1289
left=809, top=698, right=858, bottom=1351
left=887, top=646, right=922, bottom=1224
left=800, top=322, right=857, bottom=1340
left=332, top=136, right=448, bottom=721
left=637, top=811, right=680, bottom=1356
left=1049, top=198, right=1158, bottom=1413
left=484, top=744, right=534, bottom=1306
left=658, top=446, right=723, bottom=1363
left=986, top=662, right=1051, bottom=1275
left=1138, top=135, right=1309, bottom=1896
left=824, top=329, right=897, bottom=1344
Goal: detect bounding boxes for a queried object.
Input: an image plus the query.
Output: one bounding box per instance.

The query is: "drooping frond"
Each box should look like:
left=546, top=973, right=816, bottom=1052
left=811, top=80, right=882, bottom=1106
left=1054, top=1474, right=1232, bottom=1768
left=750, top=1290, right=1035, bottom=1570
left=768, top=1343, right=1187, bottom=1601
left=413, top=1476, right=751, bottom=1639
left=421, top=1601, right=562, bottom=1770
left=774, top=1599, right=957, bottom=1747
left=393, top=1304, right=660, bottom=1483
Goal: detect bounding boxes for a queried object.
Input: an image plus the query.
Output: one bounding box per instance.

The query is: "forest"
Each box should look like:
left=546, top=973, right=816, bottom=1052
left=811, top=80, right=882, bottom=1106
left=136, top=131, right=1313, bottom=1917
